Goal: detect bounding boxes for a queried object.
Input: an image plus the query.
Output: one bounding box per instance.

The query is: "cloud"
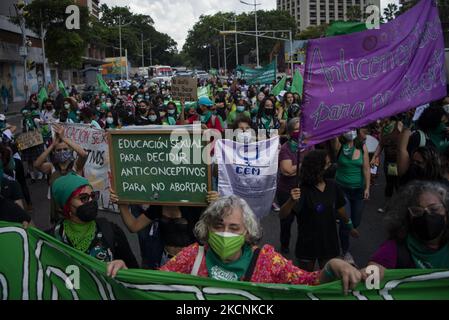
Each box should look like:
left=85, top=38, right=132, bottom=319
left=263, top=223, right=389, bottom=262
left=102, top=0, right=276, bottom=51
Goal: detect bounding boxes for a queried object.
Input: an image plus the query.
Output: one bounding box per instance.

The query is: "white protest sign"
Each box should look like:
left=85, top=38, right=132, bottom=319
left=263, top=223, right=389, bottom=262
left=215, top=137, right=279, bottom=219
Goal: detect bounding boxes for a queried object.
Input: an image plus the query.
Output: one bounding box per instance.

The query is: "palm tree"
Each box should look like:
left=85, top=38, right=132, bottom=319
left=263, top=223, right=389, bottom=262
left=384, top=3, right=399, bottom=22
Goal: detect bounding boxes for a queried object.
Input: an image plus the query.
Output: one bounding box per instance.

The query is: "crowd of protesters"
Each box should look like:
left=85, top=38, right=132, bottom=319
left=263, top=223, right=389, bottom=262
left=0, top=73, right=448, bottom=294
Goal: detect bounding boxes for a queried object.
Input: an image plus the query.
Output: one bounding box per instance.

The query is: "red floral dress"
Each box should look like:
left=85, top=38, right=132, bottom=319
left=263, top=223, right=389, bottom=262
left=160, top=243, right=321, bottom=285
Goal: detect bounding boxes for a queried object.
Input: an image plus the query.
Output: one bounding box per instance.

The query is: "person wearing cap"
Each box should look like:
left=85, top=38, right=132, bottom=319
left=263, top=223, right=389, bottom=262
left=198, top=96, right=224, bottom=133
left=52, top=173, right=138, bottom=276
left=34, top=123, right=88, bottom=224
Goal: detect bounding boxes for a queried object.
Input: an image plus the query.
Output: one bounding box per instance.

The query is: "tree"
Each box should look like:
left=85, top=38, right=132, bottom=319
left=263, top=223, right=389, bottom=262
left=346, top=5, right=363, bottom=22
left=183, top=10, right=297, bottom=70
left=384, top=3, right=399, bottom=22
left=297, top=24, right=328, bottom=40
left=14, top=0, right=90, bottom=69
left=97, top=4, right=178, bottom=67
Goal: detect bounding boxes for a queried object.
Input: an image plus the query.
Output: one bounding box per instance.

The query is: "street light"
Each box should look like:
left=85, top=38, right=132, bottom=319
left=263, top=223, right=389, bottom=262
left=240, top=0, right=262, bottom=68
left=111, top=16, right=132, bottom=79
left=223, top=13, right=240, bottom=68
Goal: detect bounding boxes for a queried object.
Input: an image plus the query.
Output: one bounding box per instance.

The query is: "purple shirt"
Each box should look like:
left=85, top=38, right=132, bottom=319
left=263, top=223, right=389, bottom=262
left=277, top=142, right=311, bottom=194
left=370, top=240, right=398, bottom=269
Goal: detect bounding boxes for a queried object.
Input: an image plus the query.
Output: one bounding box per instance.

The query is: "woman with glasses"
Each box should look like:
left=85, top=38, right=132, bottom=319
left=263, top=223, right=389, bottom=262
left=52, top=173, right=138, bottom=277
left=362, top=181, right=449, bottom=280
left=34, top=123, right=88, bottom=225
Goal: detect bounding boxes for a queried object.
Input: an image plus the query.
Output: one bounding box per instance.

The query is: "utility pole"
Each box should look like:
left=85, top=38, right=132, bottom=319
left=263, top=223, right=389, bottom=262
left=15, top=1, right=28, bottom=100
left=209, top=45, right=212, bottom=70
left=254, top=0, right=259, bottom=68
left=141, top=33, right=144, bottom=67
left=223, top=22, right=227, bottom=75
left=39, top=10, right=47, bottom=86
left=125, top=48, right=129, bottom=80
left=234, top=15, right=239, bottom=67
left=119, top=16, right=123, bottom=79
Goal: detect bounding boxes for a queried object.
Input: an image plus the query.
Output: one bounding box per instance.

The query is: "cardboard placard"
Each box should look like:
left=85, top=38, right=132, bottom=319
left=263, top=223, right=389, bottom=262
left=16, top=130, right=44, bottom=151
left=171, top=77, right=198, bottom=101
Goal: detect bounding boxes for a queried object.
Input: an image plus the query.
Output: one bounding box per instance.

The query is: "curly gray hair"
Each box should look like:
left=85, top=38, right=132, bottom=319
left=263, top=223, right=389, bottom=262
left=385, top=180, right=449, bottom=241
left=287, top=117, right=300, bottom=135
left=194, top=195, right=262, bottom=245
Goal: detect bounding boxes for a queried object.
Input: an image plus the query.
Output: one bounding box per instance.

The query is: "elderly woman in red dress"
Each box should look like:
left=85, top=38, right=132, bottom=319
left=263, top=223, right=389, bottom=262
left=160, top=195, right=362, bottom=295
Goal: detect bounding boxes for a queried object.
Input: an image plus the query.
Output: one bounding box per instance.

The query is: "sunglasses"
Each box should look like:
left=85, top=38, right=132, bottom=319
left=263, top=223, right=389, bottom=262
left=77, top=191, right=100, bottom=204
left=408, top=204, right=446, bottom=218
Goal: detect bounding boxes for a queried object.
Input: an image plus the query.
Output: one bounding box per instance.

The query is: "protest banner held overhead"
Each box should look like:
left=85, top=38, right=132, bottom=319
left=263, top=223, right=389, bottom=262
left=236, top=61, right=277, bottom=85
left=302, top=0, right=447, bottom=146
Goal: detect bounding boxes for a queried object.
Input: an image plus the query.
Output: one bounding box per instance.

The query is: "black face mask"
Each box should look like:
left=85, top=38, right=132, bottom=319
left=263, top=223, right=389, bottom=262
left=264, top=108, right=273, bottom=116
left=410, top=213, right=447, bottom=242
left=75, top=201, right=98, bottom=222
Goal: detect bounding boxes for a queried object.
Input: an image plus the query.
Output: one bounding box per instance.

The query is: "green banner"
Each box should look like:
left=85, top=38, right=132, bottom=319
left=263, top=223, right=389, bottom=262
left=1, top=222, right=449, bottom=300
left=325, top=21, right=368, bottom=37
left=236, top=61, right=276, bottom=85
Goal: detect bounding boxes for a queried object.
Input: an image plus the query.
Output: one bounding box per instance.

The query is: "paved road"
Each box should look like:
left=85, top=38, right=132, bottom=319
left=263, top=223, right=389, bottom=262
left=8, top=113, right=388, bottom=269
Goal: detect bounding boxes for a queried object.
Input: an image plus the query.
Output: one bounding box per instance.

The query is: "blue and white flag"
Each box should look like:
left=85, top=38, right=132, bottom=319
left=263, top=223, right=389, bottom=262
left=216, top=137, right=279, bottom=219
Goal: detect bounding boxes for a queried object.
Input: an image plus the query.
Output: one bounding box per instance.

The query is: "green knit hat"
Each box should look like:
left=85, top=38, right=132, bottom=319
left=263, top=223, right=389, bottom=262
left=52, top=172, right=90, bottom=208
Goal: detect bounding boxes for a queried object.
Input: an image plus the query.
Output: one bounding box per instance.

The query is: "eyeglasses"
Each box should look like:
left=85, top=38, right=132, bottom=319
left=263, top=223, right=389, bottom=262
left=77, top=191, right=100, bottom=204
left=408, top=204, right=446, bottom=218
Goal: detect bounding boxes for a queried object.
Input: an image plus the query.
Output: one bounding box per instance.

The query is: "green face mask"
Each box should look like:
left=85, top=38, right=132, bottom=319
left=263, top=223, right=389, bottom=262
left=208, top=231, right=245, bottom=261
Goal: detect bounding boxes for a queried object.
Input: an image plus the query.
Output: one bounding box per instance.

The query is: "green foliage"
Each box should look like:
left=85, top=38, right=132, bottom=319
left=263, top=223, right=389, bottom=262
left=97, top=4, right=178, bottom=67
left=183, top=10, right=297, bottom=69
left=346, top=5, right=363, bottom=22
left=20, top=0, right=90, bottom=69
left=297, top=24, right=328, bottom=40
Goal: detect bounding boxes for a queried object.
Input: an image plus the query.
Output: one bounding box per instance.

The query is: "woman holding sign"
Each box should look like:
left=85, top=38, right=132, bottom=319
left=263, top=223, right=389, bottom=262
left=160, top=195, right=362, bottom=295
left=110, top=189, right=220, bottom=269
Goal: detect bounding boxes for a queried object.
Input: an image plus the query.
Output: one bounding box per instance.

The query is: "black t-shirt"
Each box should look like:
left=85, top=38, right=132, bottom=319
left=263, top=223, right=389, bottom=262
left=0, top=196, right=31, bottom=223
left=294, top=179, right=345, bottom=260
left=144, top=206, right=204, bottom=247
left=1, top=176, right=24, bottom=202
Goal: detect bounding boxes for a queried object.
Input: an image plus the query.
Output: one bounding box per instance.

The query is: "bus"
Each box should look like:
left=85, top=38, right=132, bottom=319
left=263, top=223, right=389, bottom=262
left=148, top=65, right=174, bottom=84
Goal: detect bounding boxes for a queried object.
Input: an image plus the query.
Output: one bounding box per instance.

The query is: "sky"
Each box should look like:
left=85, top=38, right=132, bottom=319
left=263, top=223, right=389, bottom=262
left=102, top=0, right=400, bottom=51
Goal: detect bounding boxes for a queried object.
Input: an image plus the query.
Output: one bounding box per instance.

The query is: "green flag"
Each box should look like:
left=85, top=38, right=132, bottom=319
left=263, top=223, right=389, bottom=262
left=326, top=21, right=368, bottom=37
left=97, top=74, right=111, bottom=95
left=57, top=80, right=68, bottom=98
left=236, top=61, right=276, bottom=85
left=197, top=86, right=209, bottom=99
left=37, top=87, right=48, bottom=107
left=270, top=76, right=287, bottom=96
left=290, top=70, right=304, bottom=96
left=2, top=221, right=449, bottom=300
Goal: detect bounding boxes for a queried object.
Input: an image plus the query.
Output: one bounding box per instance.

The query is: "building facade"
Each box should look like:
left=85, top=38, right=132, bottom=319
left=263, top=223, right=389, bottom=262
left=277, top=0, right=381, bottom=31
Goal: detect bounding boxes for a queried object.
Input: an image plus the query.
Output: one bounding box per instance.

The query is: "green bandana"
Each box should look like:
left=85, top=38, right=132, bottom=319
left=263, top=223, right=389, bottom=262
left=382, top=122, right=395, bottom=136
left=63, top=220, right=97, bottom=253
left=342, top=144, right=355, bottom=158
left=406, top=235, right=449, bottom=269
left=201, top=111, right=212, bottom=124
left=260, top=115, right=273, bottom=131
left=206, top=243, right=253, bottom=281
left=289, top=139, right=299, bottom=153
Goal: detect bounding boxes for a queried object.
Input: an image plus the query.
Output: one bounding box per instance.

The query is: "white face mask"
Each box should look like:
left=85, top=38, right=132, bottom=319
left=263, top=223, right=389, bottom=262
left=106, top=102, right=112, bottom=108
left=343, top=130, right=358, bottom=141
left=64, top=103, right=70, bottom=110
left=167, top=109, right=175, bottom=115
left=236, top=131, right=253, bottom=144
left=106, top=117, right=114, bottom=124
left=149, top=115, right=157, bottom=122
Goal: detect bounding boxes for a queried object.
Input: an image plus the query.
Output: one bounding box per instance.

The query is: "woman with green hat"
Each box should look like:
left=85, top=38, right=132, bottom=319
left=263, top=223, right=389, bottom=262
left=52, top=172, right=138, bottom=277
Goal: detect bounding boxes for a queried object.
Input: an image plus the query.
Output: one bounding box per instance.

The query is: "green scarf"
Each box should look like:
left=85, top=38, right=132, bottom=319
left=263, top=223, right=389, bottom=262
left=167, top=116, right=177, bottom=126
left=201, top=111, right=212, bottom=124
left=382, top=121, right=395, bottom=136
left=206, top=244, right=253, bottom=281
left=342, top=144, right=355, bottom=158
left=260, top=115, right=273, bottom=131
left=430, top=123, right=449, bottom=153
left=289, top=139, right=299, bottom=153
left=406, top=235, right=449, bottom=269
left=63, top=220, right=97, bottom=253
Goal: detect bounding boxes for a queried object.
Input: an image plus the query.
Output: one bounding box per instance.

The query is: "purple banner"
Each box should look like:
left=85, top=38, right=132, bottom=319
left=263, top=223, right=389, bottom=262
left=302, top=0, right=447, bottom=146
